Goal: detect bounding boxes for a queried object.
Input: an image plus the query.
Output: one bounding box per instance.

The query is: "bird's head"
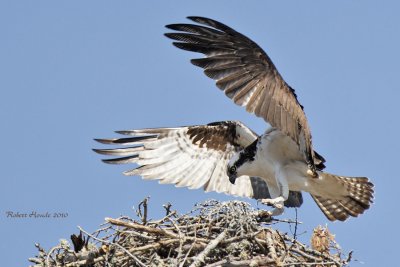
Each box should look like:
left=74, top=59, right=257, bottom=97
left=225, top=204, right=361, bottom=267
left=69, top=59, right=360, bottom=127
left=227, top=139, right=259, bottom=184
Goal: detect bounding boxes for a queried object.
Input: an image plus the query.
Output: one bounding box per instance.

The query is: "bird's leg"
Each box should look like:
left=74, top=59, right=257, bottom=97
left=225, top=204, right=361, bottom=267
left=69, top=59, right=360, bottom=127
left=261, top=196, right=285, bottom=209
left=261, top=166, right=290, bottom=216
left=260, top=197, right=285, bottom=216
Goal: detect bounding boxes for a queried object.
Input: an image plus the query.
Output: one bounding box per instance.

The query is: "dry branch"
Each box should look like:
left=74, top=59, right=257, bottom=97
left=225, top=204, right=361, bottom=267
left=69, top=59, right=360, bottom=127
left=29, top=199, right=352, bottom=267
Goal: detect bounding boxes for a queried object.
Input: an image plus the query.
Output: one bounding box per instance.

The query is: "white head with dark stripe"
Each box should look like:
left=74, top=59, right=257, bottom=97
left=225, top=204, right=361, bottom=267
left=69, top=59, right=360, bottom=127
left=227, top=139, right=259, bottom=184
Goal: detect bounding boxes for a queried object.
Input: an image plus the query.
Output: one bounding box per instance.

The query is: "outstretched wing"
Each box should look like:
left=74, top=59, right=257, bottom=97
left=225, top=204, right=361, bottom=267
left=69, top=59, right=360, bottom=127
left=94, top=120, right=302, bottom=206
left=94, top=121, right=267, bottom=199
left=165, top=16, right=317, bottom=175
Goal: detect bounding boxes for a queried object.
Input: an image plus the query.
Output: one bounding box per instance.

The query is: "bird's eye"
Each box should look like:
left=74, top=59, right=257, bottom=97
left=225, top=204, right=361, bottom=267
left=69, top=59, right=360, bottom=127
left=229, top=166, right=237, bottom=174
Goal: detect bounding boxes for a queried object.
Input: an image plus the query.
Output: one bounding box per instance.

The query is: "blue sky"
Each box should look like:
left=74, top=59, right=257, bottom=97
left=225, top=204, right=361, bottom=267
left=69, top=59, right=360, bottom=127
left=1, top=1, right=399, bottom=266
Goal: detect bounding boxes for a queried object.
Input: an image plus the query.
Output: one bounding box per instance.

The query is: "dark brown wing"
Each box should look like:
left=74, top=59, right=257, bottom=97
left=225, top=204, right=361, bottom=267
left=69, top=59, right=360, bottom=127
left=165, top=16, right=317, bottom=175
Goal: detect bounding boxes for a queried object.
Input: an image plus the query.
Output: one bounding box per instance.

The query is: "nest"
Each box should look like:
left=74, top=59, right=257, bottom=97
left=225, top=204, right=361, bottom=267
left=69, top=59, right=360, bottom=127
left=29, top=199, right=352, bottom=266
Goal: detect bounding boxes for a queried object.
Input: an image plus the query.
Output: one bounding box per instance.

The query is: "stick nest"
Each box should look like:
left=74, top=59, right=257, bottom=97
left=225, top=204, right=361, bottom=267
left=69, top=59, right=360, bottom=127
left=29, top=199, right=352, bottom=267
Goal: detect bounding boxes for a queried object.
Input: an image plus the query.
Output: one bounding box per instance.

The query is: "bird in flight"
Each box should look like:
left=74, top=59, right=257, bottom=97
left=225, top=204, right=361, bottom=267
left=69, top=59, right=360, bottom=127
left=94, top=16, right=374, bottom=221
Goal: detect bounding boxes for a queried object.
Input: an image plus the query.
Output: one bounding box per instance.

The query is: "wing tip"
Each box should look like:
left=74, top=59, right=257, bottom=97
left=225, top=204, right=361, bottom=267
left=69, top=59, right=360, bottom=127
left=92, top=148, right=105, bottom=155
left=100, top=155, right=139, bottom=165
left=101, top=158, right=117, bottom=164
left=186, top=16, right=204, bottom=22
left=165, top=23, right=184, bottom=31
left=94, top=138, right=114, bottom=144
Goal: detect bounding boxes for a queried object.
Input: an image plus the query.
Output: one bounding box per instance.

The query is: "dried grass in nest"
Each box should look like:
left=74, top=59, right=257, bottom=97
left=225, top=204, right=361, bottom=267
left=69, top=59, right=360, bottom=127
left=29, top=199, right=352, bottom=267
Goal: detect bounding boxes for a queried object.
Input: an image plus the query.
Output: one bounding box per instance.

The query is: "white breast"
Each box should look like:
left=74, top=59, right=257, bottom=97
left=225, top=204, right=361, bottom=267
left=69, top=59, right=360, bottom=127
left=260, top=128, right=304, bottom=165
left=252, top=128, right=310, bottom=192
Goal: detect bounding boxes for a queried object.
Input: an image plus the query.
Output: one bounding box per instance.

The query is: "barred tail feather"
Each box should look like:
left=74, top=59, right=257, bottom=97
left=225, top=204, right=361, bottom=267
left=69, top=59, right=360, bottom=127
left=311, top=174, right=374, bottom=221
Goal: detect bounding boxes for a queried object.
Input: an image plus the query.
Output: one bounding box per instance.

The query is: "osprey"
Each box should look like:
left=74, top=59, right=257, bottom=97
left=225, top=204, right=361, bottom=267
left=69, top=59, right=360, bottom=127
left=94, top=17, right=374, bottom=221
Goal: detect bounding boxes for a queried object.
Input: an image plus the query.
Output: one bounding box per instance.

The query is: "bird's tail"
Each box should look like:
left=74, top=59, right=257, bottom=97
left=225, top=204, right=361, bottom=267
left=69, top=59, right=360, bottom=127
left=311, top=173, right=374, bottom=221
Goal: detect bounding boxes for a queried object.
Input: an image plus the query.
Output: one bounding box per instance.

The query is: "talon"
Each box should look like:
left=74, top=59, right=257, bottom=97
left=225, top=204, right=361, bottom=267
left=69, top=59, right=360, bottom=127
left=258, top=198, right=285, bottom=217
left=260, top=199, right=274, bottom=206
left=260, top=198, right=284, bottom=209
left=256, top=210, right=273, bottom=222
left=259, top=210, right=273, bottom=217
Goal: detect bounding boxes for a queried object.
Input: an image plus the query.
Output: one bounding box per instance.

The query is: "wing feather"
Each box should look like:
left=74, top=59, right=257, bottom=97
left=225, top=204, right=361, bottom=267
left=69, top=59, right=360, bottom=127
left=232, top=78, right=261, bottom=106
left=95, top=121, right=274, bottom=199
left=191, top=56, right=241, bottom=69
left=166, top=16, right=317, bottom=174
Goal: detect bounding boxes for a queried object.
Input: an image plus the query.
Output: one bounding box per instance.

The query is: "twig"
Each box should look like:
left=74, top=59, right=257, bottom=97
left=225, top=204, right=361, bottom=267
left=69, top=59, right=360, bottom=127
left=149, top=210, right=177, bottom=225
left=163, top=202, right=172, bottom=216
left=282, top=261, right=339, bottom=266
left=46, top=245, right=62, bottom=266
left=265, top=230, right=278, bottom=260
left=271, top=218, right=303, bottom=224
left=344, top=250, right=353, bottom=264
left=205, top=256, right=275, bottom=267
left=168, top=216, right=185, bottom=263
left=106, top=217, right=177, bottom=239
left=28, top=257, right=42, bottom=264
left=290, top=247, right=323, bottom=262
left=78, top=226, right=146, bottom=267
left=137, top=197, right=149, bottom=225
left=189, top=230, right=227, bottom=267
left=293, top=208, right=299, bottom=240
left=180, top=240, right=196, bottom=267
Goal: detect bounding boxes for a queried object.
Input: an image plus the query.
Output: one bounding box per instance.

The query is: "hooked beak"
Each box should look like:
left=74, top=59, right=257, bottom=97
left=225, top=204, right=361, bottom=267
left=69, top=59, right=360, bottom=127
left=229, top=174, right=237, bottom=185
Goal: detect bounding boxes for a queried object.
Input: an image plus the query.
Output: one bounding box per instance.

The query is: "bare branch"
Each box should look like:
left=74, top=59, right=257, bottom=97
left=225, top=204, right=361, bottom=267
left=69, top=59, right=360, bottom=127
left=190, top=230, right=227, bottom=267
